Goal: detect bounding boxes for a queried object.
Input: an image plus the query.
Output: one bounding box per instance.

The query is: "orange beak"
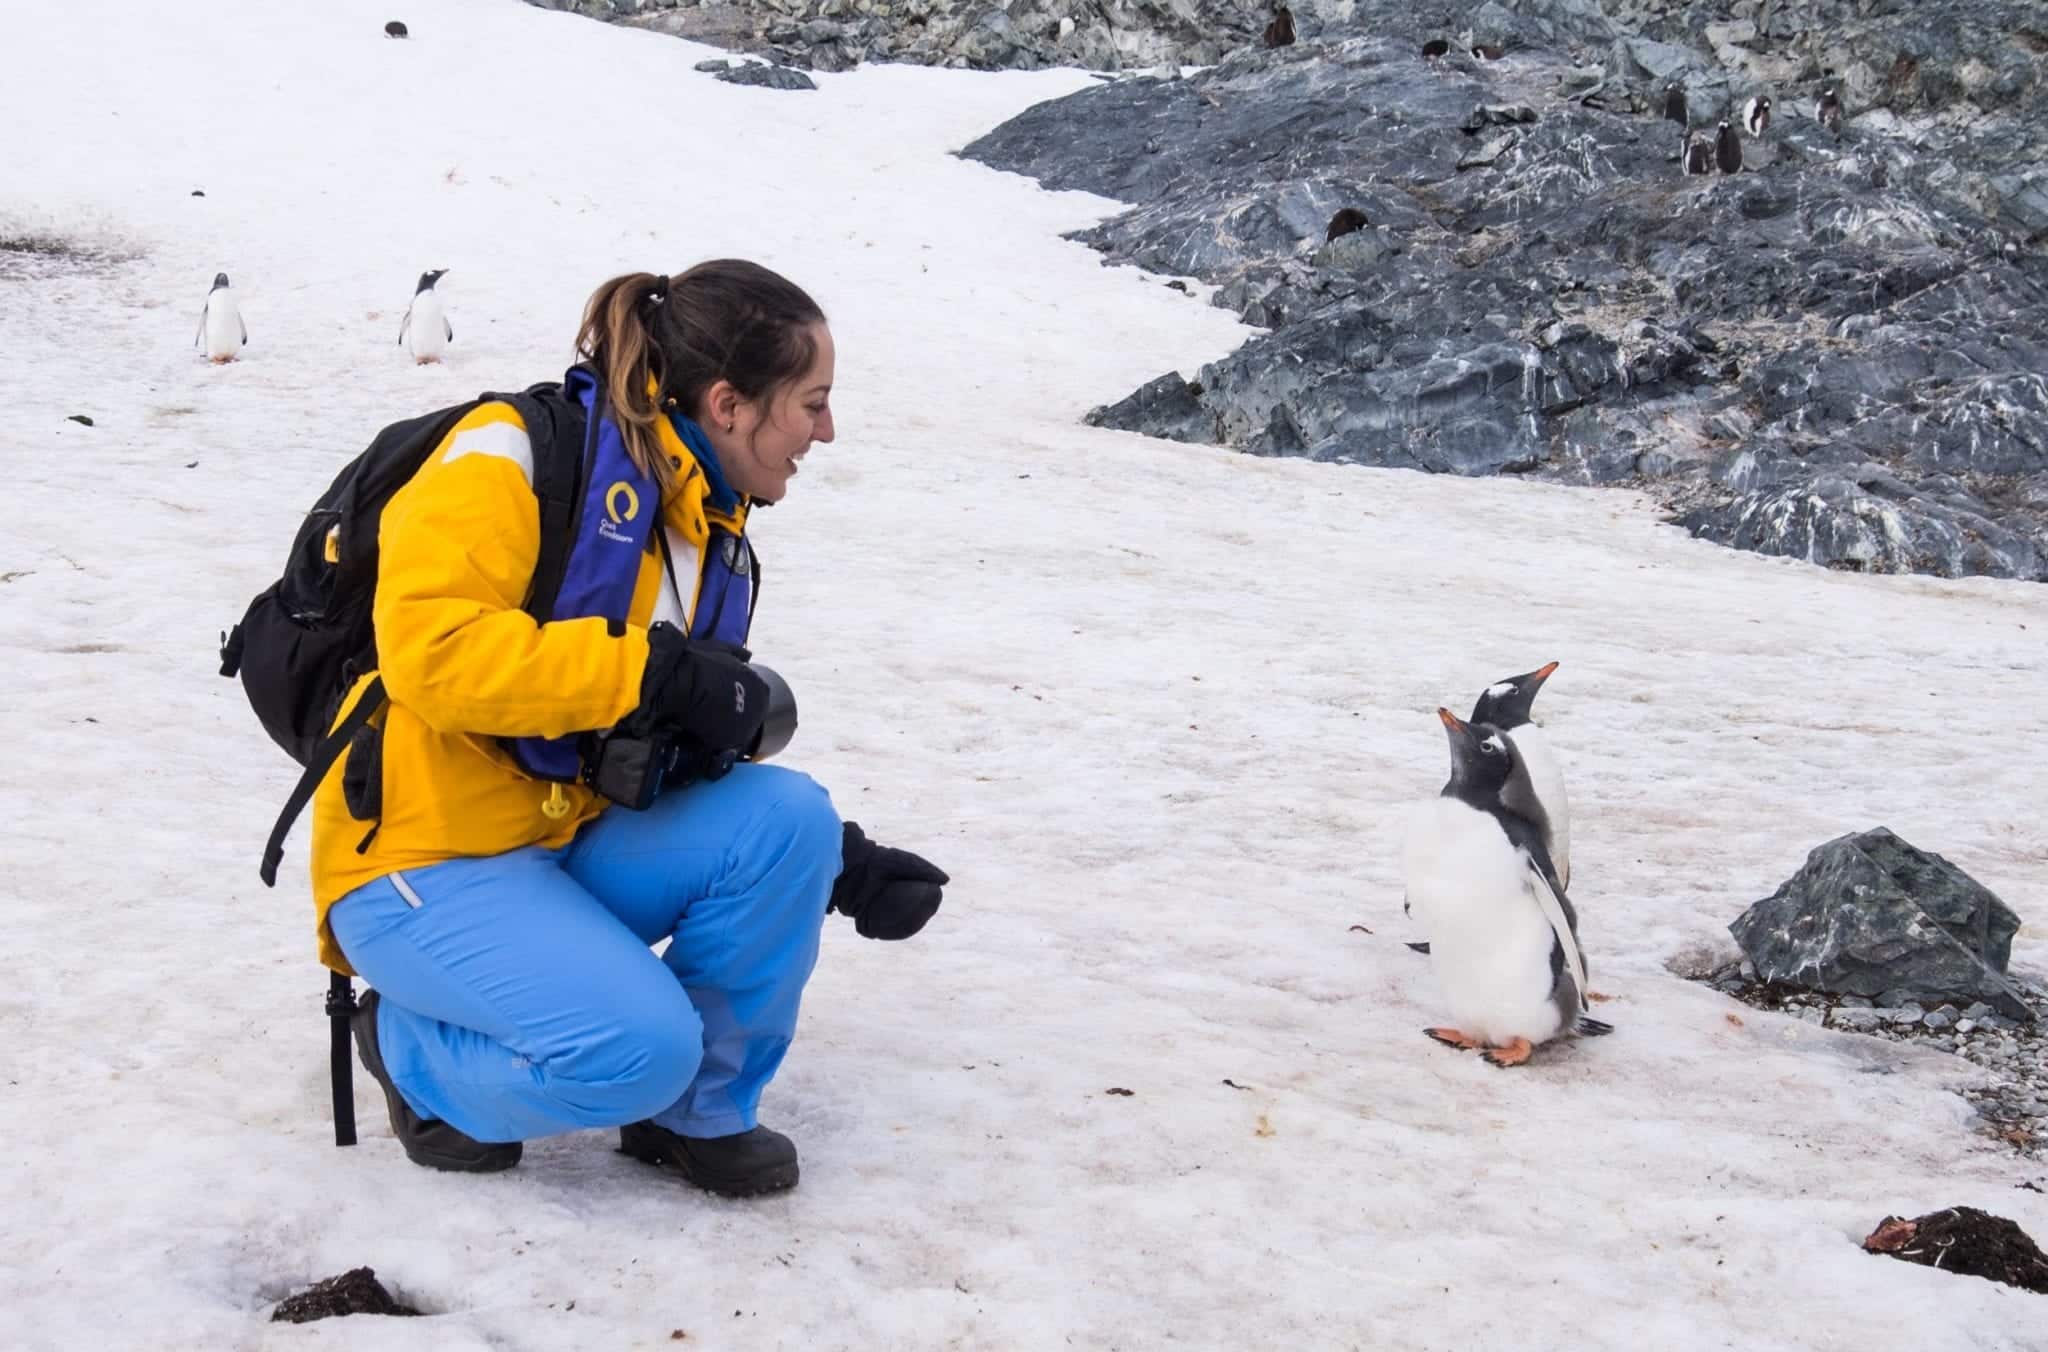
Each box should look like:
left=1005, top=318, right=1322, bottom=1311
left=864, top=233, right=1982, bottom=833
left=1437, top=707, right=1467, bottom=732
left=1534, top=661, right=1560, bottom=681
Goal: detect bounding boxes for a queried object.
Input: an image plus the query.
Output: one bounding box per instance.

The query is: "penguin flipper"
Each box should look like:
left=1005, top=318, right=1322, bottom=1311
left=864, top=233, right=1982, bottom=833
left=398, top=308, right=411, bottom=345
left=239, top=316, right=248, bottom=346
left=443, top=318, right=453, bottom=342
left=1405, top=942, right=1432, bottom=955
left=1522, top=849, right=1590, bottom=1011
left=1574, top=1016, right=1615, bottom=1037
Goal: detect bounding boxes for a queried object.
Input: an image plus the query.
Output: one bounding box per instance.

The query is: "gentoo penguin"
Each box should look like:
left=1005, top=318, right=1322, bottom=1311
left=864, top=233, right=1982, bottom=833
left=1421, top=38, right=1451, bottom=59
left=1262, top=5, right=1294, bottom=48
left=1714, top=120, right=1742, bottom=174
left=1661, top=82, right=1688, bottom=127
left=1403, top=709, right=1612, bottom=1067
left=1325, top=207, right=1369, bottom=242
left=1815, top=86, right=1843, bottom=135
left=194, top=272, right=246, bottom=363
left=384, top=20, right=409, bottom=38
left=1742, top=94, right=1771, bottom=136
left=398, top=269, right=451, bottom=364
left=1470, top=660, right=1570, bottom=890
left=1683, top=134, right=1714, bottom=176
left=1404, top=660, right=1570, bottom=955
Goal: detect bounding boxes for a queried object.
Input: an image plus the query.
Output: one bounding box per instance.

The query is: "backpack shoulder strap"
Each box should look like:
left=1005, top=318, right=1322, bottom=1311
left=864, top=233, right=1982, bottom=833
left=503, top=383, right=589, bottom=622
left=260, top=677, right=385, bottom=887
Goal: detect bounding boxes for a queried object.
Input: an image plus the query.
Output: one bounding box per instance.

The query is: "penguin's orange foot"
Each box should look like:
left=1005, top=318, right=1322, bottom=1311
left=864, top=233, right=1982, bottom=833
left=1424, top=1027, right=1480, bottom=1051
left=1482, top=1038, right=1534, bottom=1068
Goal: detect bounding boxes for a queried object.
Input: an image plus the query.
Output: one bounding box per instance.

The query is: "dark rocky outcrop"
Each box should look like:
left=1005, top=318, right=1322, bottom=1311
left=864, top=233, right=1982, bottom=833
left=539, top=0, right=2048, bottom=578
left=1728, top=828, right=2035, bottom=1021
left=960, top=3, right=2048, bottom=579
left=527, top=0, right=1292, bottom=74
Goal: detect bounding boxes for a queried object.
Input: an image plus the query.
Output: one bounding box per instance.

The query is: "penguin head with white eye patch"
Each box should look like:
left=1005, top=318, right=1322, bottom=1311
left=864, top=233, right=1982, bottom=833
left=1436, top=707, right=1518, bottom=801
left=1469, top=659, right=1559, bottom=728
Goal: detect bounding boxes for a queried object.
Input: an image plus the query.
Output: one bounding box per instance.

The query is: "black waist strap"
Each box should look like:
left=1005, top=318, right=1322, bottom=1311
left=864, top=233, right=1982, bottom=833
left=260, top=676, right=386, bottom=888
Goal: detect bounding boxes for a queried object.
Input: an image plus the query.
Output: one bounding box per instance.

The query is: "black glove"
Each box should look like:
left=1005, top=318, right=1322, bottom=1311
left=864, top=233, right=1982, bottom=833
left=829, top=822, right=949, bottom=940
left=631, top=621, right=770, bottom=755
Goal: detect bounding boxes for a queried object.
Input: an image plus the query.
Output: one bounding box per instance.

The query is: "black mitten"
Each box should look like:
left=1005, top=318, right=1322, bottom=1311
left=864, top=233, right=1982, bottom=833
left=829, top=821, right=949, bottom=940
left=631, top=621, right=770, bottom=754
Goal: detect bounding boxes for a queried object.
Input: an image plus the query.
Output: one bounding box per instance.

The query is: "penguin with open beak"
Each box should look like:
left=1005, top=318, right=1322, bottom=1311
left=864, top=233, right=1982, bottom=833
left=1404, top=661, right=1569, bottom=954
left=1402, top=709, right=1611, bottom=1067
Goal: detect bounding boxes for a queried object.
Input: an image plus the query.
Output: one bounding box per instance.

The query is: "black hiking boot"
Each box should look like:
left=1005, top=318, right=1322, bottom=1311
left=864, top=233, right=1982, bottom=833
left=352, top=989, right=522, bottom=1173
left=618, top=1120, right=799, bottom=1197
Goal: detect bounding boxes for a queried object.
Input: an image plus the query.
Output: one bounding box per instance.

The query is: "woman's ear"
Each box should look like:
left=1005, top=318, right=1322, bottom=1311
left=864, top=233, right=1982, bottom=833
left=700, top=380, right=743, bottom=434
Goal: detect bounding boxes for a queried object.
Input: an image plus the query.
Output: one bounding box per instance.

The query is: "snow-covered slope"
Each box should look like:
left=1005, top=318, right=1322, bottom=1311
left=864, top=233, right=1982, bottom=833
left=2, top=2, right=2043, bottom=1348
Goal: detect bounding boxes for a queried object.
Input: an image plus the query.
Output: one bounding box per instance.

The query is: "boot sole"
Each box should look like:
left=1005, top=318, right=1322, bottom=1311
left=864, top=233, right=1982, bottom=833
left=618, top=1131, right=799, bottom=1198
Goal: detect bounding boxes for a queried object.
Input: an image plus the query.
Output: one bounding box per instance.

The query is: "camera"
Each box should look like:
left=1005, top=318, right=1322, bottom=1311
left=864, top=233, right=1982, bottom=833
left=582, top=662, right=799, bottom=810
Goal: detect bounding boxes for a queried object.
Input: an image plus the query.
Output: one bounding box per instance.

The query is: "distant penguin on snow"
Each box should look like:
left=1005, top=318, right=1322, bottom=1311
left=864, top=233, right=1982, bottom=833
left=1470, top=660, right=1570, bottom=889
left=1403, top=708, right=1611, bottom=1067
left=398, top=269, right=452, bottom=364
left=195, top=272, right=246, bottom=363
left=1405, top=661, right=1570, bottom=954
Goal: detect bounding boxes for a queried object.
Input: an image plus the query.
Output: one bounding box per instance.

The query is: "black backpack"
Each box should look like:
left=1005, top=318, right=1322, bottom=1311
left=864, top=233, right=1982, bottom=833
left=219, top=380, right=590, bottom=1144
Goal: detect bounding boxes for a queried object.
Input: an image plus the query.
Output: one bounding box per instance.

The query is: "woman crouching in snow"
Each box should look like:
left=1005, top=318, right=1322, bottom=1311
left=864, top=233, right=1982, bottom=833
left=311, top=260, right=948, bottom=1196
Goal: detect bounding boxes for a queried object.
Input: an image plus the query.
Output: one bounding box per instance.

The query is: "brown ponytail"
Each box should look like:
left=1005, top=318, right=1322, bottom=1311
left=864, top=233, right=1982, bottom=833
left=577, top=260, right=826, bottom=501
left=576, top=271, right=678, bottom=496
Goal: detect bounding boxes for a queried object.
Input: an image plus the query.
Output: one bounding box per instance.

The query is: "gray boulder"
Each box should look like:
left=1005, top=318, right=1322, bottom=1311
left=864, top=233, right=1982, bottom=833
left=1729, top=828, right=2034, bottom=1022
left=714, top=61, right=819, bottom=89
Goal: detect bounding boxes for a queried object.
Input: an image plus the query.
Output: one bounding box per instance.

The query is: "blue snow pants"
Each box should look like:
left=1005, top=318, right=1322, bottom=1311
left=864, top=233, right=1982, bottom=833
left=327, top=764, right=841, bottom=1143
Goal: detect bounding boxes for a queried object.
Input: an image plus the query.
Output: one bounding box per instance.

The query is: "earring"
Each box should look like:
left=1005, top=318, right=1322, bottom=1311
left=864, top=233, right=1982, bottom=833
left=725, top=421, right=735, bottom=433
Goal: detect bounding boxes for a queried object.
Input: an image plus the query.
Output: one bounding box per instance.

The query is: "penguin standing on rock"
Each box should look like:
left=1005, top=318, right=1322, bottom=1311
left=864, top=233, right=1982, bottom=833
left=1742, top=95, right=1771, bottom=136
left=398, top=269, right=452, bottom=364
left=1403, top=709, right=1612, bottom=1068
left=1715, top=120, right=1743, bottom=174
left=1262, top=5, right=1294, bottom=48
left=195, top=272, right=246, bottom=363
left=1661, top=82, right=1688, bottom=128
left=1815, top=86, right=1843, bottom=135
left=1683, top=134, right=1714, bottom=176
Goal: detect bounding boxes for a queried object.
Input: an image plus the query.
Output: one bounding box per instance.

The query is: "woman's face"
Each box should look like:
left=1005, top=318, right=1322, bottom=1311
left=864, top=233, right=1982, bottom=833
left=705, top=323, right=836, bottom=504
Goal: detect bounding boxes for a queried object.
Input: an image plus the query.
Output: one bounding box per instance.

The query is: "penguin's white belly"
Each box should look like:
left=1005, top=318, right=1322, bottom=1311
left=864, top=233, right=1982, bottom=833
left=1403, top=798, right=1567, bottom=1046
left=203, top=295, right=242, bottom=361
left=407, top=293, right=447, bottom=361
left=1509, top=721, right=1571, bottom=889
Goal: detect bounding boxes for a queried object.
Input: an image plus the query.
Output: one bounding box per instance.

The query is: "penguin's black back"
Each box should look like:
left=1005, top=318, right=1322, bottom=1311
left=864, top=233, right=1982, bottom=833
left=1715, top=122, right=1742, bottom=174
left=1662, top=84, right=1687, bottom=126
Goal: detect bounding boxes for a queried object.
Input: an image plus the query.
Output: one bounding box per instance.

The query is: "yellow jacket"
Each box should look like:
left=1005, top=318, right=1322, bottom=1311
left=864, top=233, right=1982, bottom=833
left=309, top=400, right=748, bottom=972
